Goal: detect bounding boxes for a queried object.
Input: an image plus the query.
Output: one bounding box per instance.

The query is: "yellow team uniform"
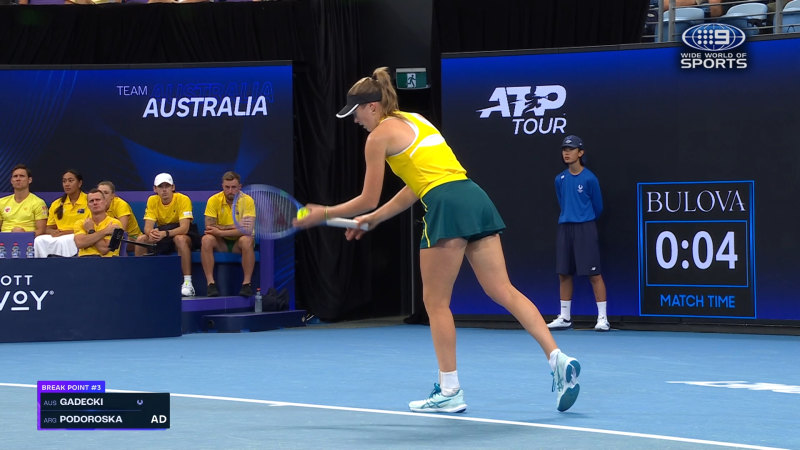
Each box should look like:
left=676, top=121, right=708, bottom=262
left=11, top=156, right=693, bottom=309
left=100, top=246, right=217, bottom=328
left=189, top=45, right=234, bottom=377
left=0, top=193, right=48, bottom=232
left=107, top=196, right=142, bottom=240
left=204, top=191, right=256, bottom=241
left=384, top=110, right=467, bottom=198
left=73, top=215, right=123, bottom=257
left=144, top=192, right=193, bottom=226
left=47, top=192, right=90, bottom=231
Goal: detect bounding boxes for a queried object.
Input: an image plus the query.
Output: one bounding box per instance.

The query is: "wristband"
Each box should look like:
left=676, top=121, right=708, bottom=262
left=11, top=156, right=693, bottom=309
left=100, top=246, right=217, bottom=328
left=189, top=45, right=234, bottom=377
left=165, top=229, right=169, bottom=238
left=324, top=206, right=329, bottom=221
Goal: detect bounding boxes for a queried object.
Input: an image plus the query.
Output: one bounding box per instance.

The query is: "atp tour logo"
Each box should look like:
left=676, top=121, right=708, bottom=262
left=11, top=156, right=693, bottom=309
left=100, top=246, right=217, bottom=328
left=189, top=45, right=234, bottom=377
left=477, top=85, right=567, bottom=135
left=679, top=24, right=748, bottom=69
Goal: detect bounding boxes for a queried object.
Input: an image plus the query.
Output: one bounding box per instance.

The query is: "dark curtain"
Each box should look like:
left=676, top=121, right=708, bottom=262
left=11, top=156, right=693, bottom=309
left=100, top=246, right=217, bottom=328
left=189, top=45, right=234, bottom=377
left=0, top=1, right=379, bottom=321
left=291, top=1, right=378, bottom=321
left=433, top=0, right=648, bottom=53
left=0, top=0, right=649, bottom=322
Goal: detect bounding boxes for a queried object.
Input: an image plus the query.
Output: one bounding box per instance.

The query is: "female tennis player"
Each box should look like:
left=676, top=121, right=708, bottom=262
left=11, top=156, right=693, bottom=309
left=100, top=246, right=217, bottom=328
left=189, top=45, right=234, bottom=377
left=294, top=67, right=581, bottom=413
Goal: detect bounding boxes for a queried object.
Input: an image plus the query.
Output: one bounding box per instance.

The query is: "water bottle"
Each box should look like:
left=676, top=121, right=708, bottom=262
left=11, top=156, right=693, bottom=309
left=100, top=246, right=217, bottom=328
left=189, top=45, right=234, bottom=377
left=0, top=243, right=5, bottom=258
left=11, top=243, right=19, bottom=258
left=26, top=243, right=34, bottom=259
left=254, top=288, right=263, bottom=313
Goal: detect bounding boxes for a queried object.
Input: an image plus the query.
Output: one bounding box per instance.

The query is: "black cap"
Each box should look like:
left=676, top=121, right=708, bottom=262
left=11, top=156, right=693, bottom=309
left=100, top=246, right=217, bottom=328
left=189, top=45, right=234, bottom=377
left=336, top=92, right=383, bottom=118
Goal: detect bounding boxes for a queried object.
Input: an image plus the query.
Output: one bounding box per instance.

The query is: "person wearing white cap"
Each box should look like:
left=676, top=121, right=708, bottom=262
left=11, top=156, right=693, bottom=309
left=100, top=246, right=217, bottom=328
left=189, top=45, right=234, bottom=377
left=136, top=173, right=201, bottom=297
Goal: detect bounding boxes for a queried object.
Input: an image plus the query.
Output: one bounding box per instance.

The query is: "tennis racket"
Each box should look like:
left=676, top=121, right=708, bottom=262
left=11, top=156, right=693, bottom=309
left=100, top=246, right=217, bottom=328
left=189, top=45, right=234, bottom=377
left=232, top=184, right=368, bottom=240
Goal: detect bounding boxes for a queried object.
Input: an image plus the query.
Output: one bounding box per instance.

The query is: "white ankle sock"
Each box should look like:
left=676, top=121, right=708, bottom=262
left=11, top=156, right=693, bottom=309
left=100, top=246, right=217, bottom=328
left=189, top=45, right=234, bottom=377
left=549, top=349, right=561, bottom=372
left=560, top=301, right=572, bottom=321
left=183, top=276, right=192, bottom=285
left=597, top=301, right=607, bottom=319
left=439, top=370, right=460, bottom=396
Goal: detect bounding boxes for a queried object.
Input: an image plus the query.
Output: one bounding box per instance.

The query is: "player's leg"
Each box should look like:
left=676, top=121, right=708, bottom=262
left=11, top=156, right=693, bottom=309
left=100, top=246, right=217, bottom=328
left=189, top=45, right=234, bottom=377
left=200, top=234, right=226, bottom=295
left=466, top=234, right=580, bottom=412
left=465, top=234, right=557, bottom=356
left=233, top=235, right=255, bottom=287
left=134, top=234, right=153, bottom=256
left=408, top=237, right=467, bottom=413
left=173, top=234, right=195, bottom=296
left=420, top=237, right=466, bottom=373
left=589, top=274, right=607, bottom=303
left=550, top=223, right=575, bottom=329
left=575, top=221, right=609, bottom=331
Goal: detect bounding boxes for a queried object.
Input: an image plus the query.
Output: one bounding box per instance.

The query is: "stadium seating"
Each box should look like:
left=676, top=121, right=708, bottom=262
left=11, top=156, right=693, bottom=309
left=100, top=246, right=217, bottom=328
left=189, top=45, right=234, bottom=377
left=661, top=7, right=705, bottom=42
left=718, top=2, right=768, bottom=36
left=781, top=0, right=800, bottom=33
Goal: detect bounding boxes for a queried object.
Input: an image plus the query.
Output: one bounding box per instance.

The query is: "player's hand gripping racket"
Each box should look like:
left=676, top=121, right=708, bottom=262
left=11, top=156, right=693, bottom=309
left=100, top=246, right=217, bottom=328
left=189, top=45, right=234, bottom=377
left=232, top=184, right=368, bottom=239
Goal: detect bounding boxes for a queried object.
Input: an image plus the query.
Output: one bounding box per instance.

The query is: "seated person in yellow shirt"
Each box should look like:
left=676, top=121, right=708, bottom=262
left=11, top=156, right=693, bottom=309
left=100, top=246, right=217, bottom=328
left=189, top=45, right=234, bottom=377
left=0, top=164, right=48, bottom=235
left=201, top=171, right=256, bottom=297
left=136, top=173, right=201, bottom=296
left=34, top=169, right=90, bottom=257
left=73, top=189, right=122, bottom=257
left=97, top=180, right=142, bottom=242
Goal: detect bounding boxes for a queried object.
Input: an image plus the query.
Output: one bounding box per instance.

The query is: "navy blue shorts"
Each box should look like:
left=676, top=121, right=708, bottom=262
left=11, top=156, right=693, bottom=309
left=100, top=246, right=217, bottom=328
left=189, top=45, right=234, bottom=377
left=556, top=221, right=602, bottom=276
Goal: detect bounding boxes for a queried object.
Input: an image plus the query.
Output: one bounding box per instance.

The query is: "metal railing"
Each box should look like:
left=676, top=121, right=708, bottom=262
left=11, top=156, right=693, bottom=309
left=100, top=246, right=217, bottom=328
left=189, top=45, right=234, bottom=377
left=643, top=0, right=795, bottom=42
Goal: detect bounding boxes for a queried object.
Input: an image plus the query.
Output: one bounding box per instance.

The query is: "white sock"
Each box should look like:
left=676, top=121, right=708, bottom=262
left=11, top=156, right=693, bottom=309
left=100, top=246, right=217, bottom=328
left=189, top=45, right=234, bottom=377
left=183, top=276, right=192, bottom=285
left=439, top=370, right=460, bottom=396
left=597, top=301, right=607, bottom=319
left=548, top=349, right=561, bottom=372
left=560, top=301, right=572, bottom=321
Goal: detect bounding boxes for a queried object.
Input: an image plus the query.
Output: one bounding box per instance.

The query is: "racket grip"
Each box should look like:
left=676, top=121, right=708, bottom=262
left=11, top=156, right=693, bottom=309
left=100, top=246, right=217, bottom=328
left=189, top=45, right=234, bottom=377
left=326, top=218, right=369, bottom=230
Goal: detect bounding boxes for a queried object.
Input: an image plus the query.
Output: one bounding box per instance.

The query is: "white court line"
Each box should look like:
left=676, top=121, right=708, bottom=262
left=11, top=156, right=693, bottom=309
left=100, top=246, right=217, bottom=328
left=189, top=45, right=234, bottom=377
left=2, top=382, right=785, bottom=450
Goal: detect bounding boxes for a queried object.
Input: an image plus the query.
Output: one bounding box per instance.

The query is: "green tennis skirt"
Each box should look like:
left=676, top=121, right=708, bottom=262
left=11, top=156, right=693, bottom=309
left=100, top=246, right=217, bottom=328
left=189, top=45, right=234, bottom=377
left=419, top=179, right=506, bottom=249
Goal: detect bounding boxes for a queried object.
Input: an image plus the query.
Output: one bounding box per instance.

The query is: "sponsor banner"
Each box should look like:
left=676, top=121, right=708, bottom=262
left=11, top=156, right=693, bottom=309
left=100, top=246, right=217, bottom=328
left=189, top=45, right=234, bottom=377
left=638, top=181, right=756, bottom=318
left=0, top=256, right=180, bottom=343
left=442, top=38, right=800, bottom=321
left=0, top=63, right=293, bottom=191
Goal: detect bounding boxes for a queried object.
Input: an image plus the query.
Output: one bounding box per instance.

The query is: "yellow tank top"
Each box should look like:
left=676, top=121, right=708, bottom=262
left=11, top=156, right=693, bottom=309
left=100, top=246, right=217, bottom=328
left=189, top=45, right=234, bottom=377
left=385, top=111, right=467, bottom=198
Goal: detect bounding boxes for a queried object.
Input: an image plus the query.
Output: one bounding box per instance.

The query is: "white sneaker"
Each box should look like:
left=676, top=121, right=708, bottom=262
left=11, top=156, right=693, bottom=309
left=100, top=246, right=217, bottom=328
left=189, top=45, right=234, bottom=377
left=594, top=316, right=610, bottom=331
left=547, top=315, right=573, bottom=330
left=552, top=352, right=581, bottom=412
left=181, top=282, right=195, bottom=297
left=408, top=383, right=467, bottom=413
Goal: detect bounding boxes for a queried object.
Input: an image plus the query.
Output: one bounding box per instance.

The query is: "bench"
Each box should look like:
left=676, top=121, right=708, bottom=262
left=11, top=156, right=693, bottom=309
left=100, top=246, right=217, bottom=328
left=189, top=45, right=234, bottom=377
left=39, top=190, right=273, bottom=296
left=122, top=190, right=270, bottom=295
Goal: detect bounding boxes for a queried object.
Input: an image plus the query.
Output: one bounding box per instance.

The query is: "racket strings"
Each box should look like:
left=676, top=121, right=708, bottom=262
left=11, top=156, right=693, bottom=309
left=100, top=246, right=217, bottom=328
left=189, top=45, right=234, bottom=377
left=252, top=190, right=297, bottom=236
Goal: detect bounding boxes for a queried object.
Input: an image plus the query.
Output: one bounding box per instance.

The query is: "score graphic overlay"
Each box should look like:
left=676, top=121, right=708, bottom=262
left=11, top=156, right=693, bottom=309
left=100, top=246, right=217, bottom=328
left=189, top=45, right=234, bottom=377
left=38, top=381, right=170, bottom=429
left=637, top=181, right=756, bottom=318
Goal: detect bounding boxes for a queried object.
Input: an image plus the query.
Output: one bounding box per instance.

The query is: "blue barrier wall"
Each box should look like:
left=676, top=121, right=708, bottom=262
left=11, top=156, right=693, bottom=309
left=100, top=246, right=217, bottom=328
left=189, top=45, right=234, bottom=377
left=0, top=256, right=182, bottom=343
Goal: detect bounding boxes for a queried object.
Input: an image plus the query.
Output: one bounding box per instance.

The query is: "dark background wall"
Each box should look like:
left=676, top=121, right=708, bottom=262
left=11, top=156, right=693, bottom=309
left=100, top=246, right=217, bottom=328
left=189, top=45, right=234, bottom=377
left=0, top=0, right=649, bottom=321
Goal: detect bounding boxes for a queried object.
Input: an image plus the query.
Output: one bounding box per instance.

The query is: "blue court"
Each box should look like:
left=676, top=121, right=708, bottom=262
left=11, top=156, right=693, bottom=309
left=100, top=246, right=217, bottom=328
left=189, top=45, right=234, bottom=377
left=1, top=322, right=797, bottom=449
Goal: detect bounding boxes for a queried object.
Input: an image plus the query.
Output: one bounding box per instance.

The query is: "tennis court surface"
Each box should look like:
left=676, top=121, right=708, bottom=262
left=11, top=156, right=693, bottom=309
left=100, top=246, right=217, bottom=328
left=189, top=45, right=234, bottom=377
left=1, top=320, right=796, bottom=449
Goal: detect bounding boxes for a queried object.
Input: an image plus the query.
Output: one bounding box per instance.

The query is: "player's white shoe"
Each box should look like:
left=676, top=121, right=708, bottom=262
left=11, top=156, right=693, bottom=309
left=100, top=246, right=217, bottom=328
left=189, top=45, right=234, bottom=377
left=181, top=282, right=195, bottom=297
left=594, top=316, right=610, bottom=332
left=552, top=351, right=581, bottom=412
left=409, top=383, right=467, bottom=413
left=547, top=315, right=573, bottom=330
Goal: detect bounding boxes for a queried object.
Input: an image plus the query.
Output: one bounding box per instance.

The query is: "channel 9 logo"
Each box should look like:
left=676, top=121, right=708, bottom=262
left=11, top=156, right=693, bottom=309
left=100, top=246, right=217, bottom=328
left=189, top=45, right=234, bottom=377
left=682, top=23, right=746, bottom=52
left=679, top=24, right=748, bottom=69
